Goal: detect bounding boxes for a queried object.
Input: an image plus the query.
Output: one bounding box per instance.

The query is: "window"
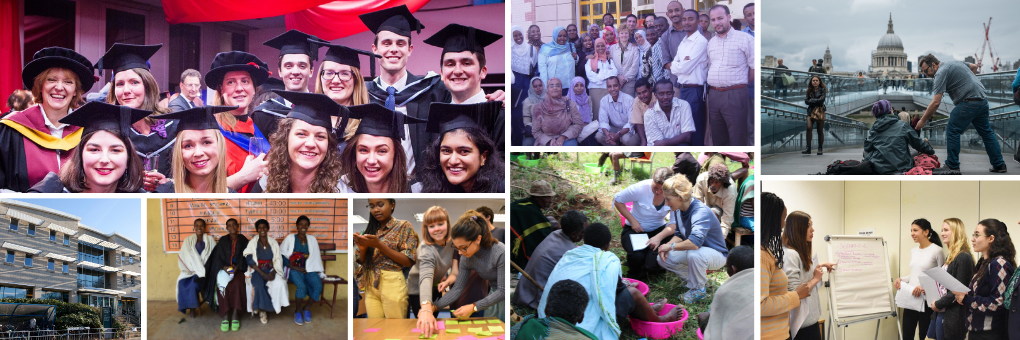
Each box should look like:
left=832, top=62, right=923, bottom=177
left=0, top=286, right=30, bottom=299
left=581, top=4, right=589, bottom=16
left=27, top=224, right=35, bottom=236
left=129, top=256, right=134, bottom=264
left=9, top=217, right=18, bottom=231
left=130, top=276, right=134, bottom=285
left=24, top=254, right=32, bottom=267
left=5, top=250, right=12, bottom=263
left=62, top=262, right=68, bottom=273
left=48, top=259, right=54, bottom=271
left=120, top=254, right=124, bottom=263
left=582, top=20, right=590, bottom=30
left=78, top=241, right=105, bottom=265
left=50, top=230, right=56, bottom=241
left=122, top=275, right=127, bottom=284
left=41, top=291, right=68, bottom=302
left=593, top=3, right=603, bottom=15
left=621, top=0, right=631, bottom=13
left=607, top=2, right=616, bottom=15
left=63, top=235, right=69, bottom=246
left=77, top=267, right=106, bottom=289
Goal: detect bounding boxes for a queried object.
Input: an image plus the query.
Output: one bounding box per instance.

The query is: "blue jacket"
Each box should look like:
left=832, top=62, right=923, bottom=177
left=672, top=198, right=728, bottom=257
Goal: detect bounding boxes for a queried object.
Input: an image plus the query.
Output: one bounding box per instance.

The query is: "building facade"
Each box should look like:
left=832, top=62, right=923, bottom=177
left=868, top=14, right=910, bottom=78
left=0, top=199, right=141, bottom=316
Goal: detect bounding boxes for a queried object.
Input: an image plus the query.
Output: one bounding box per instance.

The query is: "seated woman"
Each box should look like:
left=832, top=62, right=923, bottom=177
left=96, top=43, right=177, bottom=190
left=203, top=218, right=248, bottom=332
left=519, top=77, right=544, bottom=146
left=280, top=215, right=325, bottom=326
left=656, top=174, right=729, bottom=304
left=337, top=103, right=425, bottom=193
left=206, top=51, right=272, bottom=192
left=256, top=90, right=343, bottom=193
left=153, top=106, right=238, bottom=193
left=419, top=102, right=505, bottom=193
left=409, top=207, right=458, bottom=325
left=863, top=99, right=935, bottom=174
left=420, top=211, right=505, bottom=337
left=512, top=279, right=598, bottom=340
left=0, top=47, right=94, bottom=192
left=177, top=218, right=216, bottom=318
left=242, top=219, right=289, bottom=324
left=353, top=199, right=418, bottom=319
left=530, top=77, right=584, bottom=146
left=28, top=101, right=148, bottom=193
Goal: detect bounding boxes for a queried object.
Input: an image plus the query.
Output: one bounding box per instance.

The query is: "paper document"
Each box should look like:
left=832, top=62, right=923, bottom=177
left=924, top=267, right=971, bottom=293
left=918, top=275, right=941, bottom=307
left=895, top=282, right=925, bottom=312
left=630, top=234, right=650, bottom=251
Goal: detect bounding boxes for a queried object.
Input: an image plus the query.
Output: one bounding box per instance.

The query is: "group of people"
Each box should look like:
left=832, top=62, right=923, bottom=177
left=0, top=5, right=506, bottom=193
left=510, top=1, right=755, bottom=147
left=761, top=191, right=1020, bottom=340
left=508, top=153, right=754, bottom=340
left=350, top=200, right=506, bottom=338
left=175, top=216, right=328, bottom=331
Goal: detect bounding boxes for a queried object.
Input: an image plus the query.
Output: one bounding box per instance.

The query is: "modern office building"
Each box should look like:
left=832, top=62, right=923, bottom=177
left=0, top=199, right=141, bottom=315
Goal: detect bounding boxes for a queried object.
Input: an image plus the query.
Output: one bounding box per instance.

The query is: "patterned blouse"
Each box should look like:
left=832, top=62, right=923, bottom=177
left=356, top=218, right=419, bottom=289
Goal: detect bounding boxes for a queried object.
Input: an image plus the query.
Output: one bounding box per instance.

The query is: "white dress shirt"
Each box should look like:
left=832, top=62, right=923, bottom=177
left=598, top=92, right=634, bottom=132
left=377, top=71, right=414, bottom=175
left=670, top=32, right=709, bottom=86
left=643, top=97, right=695, bottom=145
left=585, top=59, right=619, bottom=89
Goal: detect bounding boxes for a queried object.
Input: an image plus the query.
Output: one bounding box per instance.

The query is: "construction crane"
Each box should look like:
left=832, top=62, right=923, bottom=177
left=974, top=17, right=999, bottom=73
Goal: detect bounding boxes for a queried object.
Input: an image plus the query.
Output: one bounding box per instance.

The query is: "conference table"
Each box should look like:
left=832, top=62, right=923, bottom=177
left=354, top=317, right=506, bottom=339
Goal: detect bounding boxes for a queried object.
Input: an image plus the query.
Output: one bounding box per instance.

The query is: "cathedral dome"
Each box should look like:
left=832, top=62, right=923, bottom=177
left=877, top=14, right=903, bottom=51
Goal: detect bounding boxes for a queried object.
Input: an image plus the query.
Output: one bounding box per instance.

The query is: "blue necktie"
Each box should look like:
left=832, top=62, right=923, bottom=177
left=385, top=86, right=396, bottom=110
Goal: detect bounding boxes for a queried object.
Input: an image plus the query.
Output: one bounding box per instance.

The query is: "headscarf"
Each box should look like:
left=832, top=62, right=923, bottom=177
left=511, top=26, right=533, bottom=75
left=535, top=77, right=568, bottom=117
left=527, top=77, right=545, bottom=102
left=871, top=99, right=892, bottom=118
left=590, top=38, right=609, bottom=71
left=588, top=24, right=601, bottom=39
left=577, top=33, right=596, bottom=57
left=567, top=77, right=592, bottom=123
left=539, top=26, right=573, bottom=58
left=603, top=26, right=617, bottom=46
left=634, top=29, right=651, bottom=56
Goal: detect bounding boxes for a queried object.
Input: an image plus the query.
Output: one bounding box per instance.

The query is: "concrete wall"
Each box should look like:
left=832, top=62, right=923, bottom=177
left=145, top=199, right=348, bottom=302
left=0, top=203, right=81, bottom=302
left=762, top=180, right=1020, bottom=340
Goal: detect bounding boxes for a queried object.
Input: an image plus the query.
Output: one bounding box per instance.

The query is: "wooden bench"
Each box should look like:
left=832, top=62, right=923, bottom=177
left=623, top=152, right=654, bottom=174
left=302, top=242, right=347, bottom=319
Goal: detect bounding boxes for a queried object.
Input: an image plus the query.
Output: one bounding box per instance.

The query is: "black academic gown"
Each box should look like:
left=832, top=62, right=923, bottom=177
left=0, top=124, right=31, bottom=192
left=153, top=181, right=238, bottom=193
left=366, top=71, right=450, bottom=164
left=27, top=172, right=147, bottom=193
left=202, top=234, right=249, bottom=313
left=251, top=98, right=291, bottom=139
left=130, top=120, right=179, bottom=180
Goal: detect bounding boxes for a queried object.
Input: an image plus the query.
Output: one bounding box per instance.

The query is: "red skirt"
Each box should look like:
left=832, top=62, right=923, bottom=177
left=217, top=272, right=247, bottom=316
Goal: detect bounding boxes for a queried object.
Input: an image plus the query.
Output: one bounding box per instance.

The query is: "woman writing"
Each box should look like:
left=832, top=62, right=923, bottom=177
left=28, top=101, right=148, bottom=193
left=177, top=218, right=216, bottom=318
left=410, top=207, right=459, bottom=330
left=893, top=218, right=945, bottom=340
left=242, top=219, right=289, bottom=324
left=353, top=199, right=418, bottom=318
left=338, top=103, right=424, bottom=193
left=206, top=51, right=272, bottom=193
left=802, top=76, right=826, bottom=155
left=258, top=90, right=343, bottom=193
left=153, top=106, right=238, bottom=193
left=538, top=27, right=576, bottom=96
left=420, top=102, right=505, bottom=193
left=530, top=78, right=584, bottom=146
left=760, top=192, right=814, bottom=340
left=280, top=215, right=325, bottom=325
left=782, top=211, right=836, bottom=340
left=925, top=218, right=973, bottom=340
left=956, top=219, right=1014, bottom=340
left=0, top=47, right=94, bottom=192
left=203, top=218, right=248, bottom=332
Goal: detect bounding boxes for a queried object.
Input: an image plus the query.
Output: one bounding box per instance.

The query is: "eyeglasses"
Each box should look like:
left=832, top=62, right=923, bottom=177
left=455, top=239, right=477, bottom=252
left=322, top=70, right=354, bottom=82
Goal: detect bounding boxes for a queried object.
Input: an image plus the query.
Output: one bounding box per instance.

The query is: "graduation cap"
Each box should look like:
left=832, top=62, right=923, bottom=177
left=425, top=101, right=502, bottom=137
left=358, top=5, right=425, bottom=37
left=309, top=40, right=380, bottom=70
left=423, top=24, right=502, bottom=57
left=205, top=51, right=270, bottom=90
left=22, top=47, right=96, bottom=90
left=94, top=43, right=162, bottom=74
left=260, top=77, right=286, bottom=92
left=272, top=90, right=343, bottom=130
left=345, top=103, right=426, bottom=140
left=58, top=101, right=151, bottom=136
left=154, top=105, right=238, bottom=131
left=263, top=30, right=321, bottom=61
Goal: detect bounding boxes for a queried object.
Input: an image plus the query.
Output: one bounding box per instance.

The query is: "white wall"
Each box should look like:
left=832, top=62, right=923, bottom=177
left=762, top=180, right=1020, bottom=340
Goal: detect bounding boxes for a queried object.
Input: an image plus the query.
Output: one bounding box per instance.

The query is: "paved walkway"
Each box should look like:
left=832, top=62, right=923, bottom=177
left=146, top=300, right=347, bottom=340
left=763, top=147, right=1017, bottom=175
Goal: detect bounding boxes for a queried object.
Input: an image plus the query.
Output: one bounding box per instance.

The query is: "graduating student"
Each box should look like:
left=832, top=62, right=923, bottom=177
left=256, top=90, right=344, bottom=193
left=95, top=43, right=178, bottom=189
left=419, top=102, right=504, bottom=193
left=307, top=40, right=380, bottom=141
left=337, top=103, right=425, bottom=193
left=152, top=105, right=239, bottom=193
left=251, top=30, right=323, bottom=137
left=0, top=47, right=95, bottom=192
left=205, top=51, right=271, bottom=193
left=28, top=101, right=149, bottom=193
left=177, top=218, right=216, bottom=317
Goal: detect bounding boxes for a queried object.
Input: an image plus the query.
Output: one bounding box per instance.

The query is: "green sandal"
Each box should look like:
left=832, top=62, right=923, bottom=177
left=220, top=320, right=229, bottom=332
left=231, top=320, right=240, bottom=331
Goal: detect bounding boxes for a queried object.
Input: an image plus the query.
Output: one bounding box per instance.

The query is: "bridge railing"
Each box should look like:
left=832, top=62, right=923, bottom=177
left=762, top=104, right=869, bottom=154
left=922, top=109, right=1020, bottom=154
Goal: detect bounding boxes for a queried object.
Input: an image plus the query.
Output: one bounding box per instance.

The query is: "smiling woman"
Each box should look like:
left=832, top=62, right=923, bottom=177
left=259, top=91, right=343, bottom=193
left=419, top=102, right=505, bottom=193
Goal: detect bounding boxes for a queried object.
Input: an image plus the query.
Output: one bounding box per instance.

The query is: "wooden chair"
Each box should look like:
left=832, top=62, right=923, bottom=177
left=289, top=242, right=348, bottom=319
left=625, top=152, right=654, bottom=174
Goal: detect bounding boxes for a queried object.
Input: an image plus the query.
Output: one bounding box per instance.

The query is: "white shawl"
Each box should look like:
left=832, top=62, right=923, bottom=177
left=280, top=234, right=326, bottom=278
left=175, top=234, right=216, bottom=304
left=242, top=235, right=290, bottom=314
left=511, top=25, right=533, bottom=75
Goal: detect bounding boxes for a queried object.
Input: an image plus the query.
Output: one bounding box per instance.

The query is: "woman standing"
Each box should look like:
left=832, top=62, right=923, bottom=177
left=610, top=26, right=640, bottom=96
left=177, top=218, right=216, bottom=318
left=310, top=42, right=377, bottom=140
left=338, top=103, right=424, bottom=193
left=204, top=218, right=248, bottom=332
left=894, top=218, right=945, bottom=340
left=353, top=199, right=418, bottom=319
left=926, top=218, right=973, bottom=340
left=511, top=26, right=534, bottom=146
left=782, top=211, right=835, bottom=340
left=538, top=27, right=577, bottom=96
left=634, top=30, right=651, bottom=57
left=957, top=219, right=1014, bottom=340
left=153, top=106, right=237, bottom=193
left=760, top=192, right=813, bottom=340
left=530, top=78, right=584, bottom=146
left=280, top=216, right=325, bottom=326
left=0, top=47, right=94, bottom=192
left=573, top=33, right=596, bottom=86
left=419, top=102, right=504, bottom=193
left=410, top=207, right=459, bottom=334
left=802, top=76, right=827, bottom=155
left=206, top=51, right=271, bottom=193
left=429, top=211, right=505, bottom=326
left=242, top=219, right=289, bottom=324
left=585, top=38, right=618, bottom=119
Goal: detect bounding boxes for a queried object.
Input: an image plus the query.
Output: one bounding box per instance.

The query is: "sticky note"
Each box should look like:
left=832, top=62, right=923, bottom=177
left=488, top=326, right=503, bottom=332
left=437, top=321, right=446, bottom=330
left=446, top=329, right=461, bottom=334
left=487, top=320, right=502, bottom=324
left=476, top=331, right=493, bottom=336
left=418, top=334, right=438, bottom=339
left=497, top=336, right=506, bottom=340
left=446, top=320, right=458, bottom=325
left=467, top=327, right=483, bottom=333
left=363, top=328, right=381, bottom=332
left=474, top=320, right=487, bottom=324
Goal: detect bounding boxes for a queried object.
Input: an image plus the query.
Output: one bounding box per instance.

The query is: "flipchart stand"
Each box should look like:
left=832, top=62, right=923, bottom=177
left=824, top=235, right=903, bottom=340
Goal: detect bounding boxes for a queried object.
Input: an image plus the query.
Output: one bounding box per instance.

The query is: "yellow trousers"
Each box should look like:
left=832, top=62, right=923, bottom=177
left=365, top=270, right=408, bottom=319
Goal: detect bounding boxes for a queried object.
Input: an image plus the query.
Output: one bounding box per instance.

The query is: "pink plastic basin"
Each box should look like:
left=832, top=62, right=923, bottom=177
left=624, top=278, right=649, bottom=296
left=619, top=202, right=634, bottom=227
left=629, top=303, right=689, bottom=339
left=697, top=328, right=704, bottom=340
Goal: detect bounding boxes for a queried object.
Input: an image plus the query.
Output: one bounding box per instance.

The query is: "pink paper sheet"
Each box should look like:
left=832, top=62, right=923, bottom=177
left=437, top=321, right=446, bottom=330
left=363, top=328, right=380, bottom=332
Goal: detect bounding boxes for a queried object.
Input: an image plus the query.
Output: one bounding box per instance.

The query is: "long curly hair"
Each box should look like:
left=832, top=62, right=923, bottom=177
left=264, top=118, right=343, bottom=193
left=337, top=134, right=410, bottom=193
left=419, top=128, right=504, bottom=193
left=361, top=199, right=397, bottom=284
left=762, top=192, right=786, bottom=268
left=782, top=211, right=812, bottom=271
left=806, top=75, right=827, bottom=98
left=973, top=218, right=1016, bottom=287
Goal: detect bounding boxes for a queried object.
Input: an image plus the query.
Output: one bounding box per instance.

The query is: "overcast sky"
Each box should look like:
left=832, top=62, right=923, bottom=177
left=763, top=0, right=1020, bottom=73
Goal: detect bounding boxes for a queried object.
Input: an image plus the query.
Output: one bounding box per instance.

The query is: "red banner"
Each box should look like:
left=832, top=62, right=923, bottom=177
left=285, top=0, right=431, bottom=41
left=161, top=0, right=334, bottom=25
left=1, top=0, right=22, bottom=111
